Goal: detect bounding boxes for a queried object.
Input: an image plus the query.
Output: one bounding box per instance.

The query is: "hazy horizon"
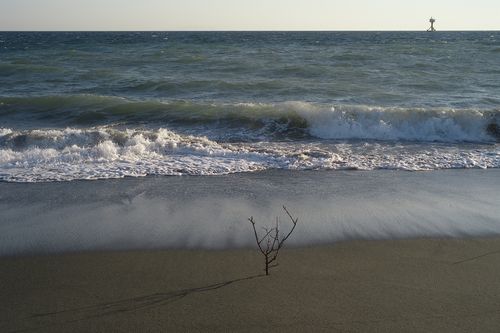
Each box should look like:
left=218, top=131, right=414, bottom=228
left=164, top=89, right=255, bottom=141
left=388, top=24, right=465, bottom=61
left=1, top=29, right=500, bottom=32
left=1, top=0, right=499, bottom=31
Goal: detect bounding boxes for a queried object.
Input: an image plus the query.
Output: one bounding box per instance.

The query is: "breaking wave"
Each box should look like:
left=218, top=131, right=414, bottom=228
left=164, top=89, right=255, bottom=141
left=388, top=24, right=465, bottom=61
left=1, top=126, right=499, bottom=182
left=1, top=95, right=499, bottom=182
left=1, top=95, right=499, bottom=143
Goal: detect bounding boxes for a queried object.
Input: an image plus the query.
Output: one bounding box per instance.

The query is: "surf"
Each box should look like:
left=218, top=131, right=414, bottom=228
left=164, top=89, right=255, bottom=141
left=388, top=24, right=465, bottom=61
left=1, top=96, right=499, bottom=143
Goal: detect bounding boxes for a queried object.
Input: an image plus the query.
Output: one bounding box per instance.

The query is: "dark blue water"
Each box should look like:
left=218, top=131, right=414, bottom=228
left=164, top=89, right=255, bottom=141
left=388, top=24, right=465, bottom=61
left=2, top=31, right=500, bottom=106
left=0, top=32, right=499, bottom=181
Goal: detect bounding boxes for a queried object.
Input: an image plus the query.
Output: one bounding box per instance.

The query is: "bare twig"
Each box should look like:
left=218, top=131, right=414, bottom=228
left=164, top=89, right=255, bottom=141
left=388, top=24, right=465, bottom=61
left=248, top=206, right=298, bottom=275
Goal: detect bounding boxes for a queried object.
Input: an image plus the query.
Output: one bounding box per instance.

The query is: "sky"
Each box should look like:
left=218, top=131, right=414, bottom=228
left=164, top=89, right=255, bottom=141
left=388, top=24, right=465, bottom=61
left=0, top=0, right=499, bottom=31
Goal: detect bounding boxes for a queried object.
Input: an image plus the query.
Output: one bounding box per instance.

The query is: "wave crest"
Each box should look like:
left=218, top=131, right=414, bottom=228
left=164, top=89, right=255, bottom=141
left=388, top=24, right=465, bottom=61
left=1, top=96, right=498, bottom=143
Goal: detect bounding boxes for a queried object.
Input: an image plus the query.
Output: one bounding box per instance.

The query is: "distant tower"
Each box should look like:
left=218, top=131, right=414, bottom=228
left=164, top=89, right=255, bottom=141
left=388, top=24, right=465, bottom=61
left=427, top=17, right=436, bottom=32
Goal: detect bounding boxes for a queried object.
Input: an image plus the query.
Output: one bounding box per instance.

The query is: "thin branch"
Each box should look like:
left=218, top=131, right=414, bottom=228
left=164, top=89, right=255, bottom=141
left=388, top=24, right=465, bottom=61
left=266, top=236, right=272, bottom=253
left=248, top=206, right=299, bottom=275
left=248, top=217, right=266, bottom=255
left=278, top=206, right=298, bottom=250
left=258, top=228, right=274, bottom=245
left=270, top=219, right=279, bottom=250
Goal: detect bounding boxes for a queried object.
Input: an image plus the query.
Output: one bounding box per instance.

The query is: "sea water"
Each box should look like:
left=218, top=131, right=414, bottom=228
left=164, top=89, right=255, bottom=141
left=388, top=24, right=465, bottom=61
left=1, top=170, right=499, bottom=255
left=0, top=31, right=499, bottom=182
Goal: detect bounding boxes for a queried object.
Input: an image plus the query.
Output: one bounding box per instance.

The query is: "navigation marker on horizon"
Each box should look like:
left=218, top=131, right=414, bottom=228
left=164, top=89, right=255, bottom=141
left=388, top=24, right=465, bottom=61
left=427, top=17, right=436, bottom=31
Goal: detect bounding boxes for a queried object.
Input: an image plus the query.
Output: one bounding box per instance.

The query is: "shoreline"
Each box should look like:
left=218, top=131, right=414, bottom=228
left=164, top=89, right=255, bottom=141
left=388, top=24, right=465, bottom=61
left=1, top=166, right=499, bottom=184
left=1, top=168, right=499, bottom=256
left=2, top=237, right=500, bottom=332
left=4, top=232, right=500, bottom=259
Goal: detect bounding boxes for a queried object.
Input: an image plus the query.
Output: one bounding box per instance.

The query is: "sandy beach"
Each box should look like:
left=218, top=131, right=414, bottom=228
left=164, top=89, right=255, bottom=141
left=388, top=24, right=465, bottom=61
left=2, top=237, right=500, bottom=332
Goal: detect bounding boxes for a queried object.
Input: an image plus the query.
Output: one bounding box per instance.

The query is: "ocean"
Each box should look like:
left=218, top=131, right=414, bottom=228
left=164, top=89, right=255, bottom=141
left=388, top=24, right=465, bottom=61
left=1, top=31, right=500, bottom=254
left=1, top=31, right=499, bottom=182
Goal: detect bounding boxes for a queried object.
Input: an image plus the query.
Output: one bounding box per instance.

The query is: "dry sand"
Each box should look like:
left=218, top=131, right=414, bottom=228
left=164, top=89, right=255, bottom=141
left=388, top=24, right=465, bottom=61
left=2, top=237, right=500, bottom=332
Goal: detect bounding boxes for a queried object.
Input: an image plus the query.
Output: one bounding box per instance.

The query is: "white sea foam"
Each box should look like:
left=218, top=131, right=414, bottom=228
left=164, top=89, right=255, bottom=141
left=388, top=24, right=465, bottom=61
left=0, top=126, right=499, bottom=182
left=280, top=102, right=496, bottom=142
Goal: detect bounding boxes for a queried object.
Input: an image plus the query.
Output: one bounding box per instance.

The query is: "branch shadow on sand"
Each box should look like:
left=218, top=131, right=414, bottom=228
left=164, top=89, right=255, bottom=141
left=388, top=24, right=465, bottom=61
left=15, top=274, right=264, bottom=332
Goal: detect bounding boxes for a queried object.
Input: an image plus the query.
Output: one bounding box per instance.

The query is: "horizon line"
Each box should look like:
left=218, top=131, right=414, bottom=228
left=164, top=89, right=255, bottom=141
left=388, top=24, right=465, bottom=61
left=1, top=29, right=499, bottom=32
